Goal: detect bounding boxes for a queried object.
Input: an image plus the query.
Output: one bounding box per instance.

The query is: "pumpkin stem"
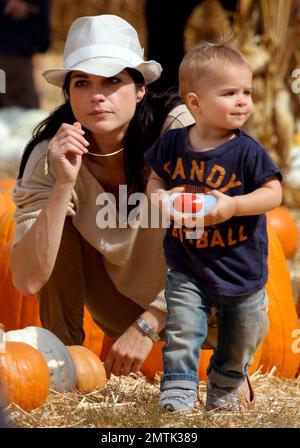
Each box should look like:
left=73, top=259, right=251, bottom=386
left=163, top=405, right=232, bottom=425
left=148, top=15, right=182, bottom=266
left=0, top=324, right=6, bottom=353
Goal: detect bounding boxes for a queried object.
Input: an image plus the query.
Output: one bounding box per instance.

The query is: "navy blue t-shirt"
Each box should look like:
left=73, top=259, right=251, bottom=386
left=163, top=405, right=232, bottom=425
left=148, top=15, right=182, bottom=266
left=145, top=127, right=282, bottom=297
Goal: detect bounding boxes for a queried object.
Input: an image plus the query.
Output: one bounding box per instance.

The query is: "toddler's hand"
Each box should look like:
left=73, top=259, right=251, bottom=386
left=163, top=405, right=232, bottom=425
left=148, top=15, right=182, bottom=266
left=159, top=186, right=185, bottom=220
left=204, top=190, right=236, bottom=226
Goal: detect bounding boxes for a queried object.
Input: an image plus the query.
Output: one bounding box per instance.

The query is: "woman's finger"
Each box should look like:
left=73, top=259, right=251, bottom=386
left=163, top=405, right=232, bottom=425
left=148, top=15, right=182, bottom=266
left=103, top=352, right=114, bottom=380
left=57, top=128, right=89, bottom=147
left=57, top=136, right=89, bottom=153
left=57, top=143, right=87, bottom=157
left=131, top=359, right=142, bottom=374
left=111, top=357, right=124, bottom=377
left=58, top=122, right=85, bottom=137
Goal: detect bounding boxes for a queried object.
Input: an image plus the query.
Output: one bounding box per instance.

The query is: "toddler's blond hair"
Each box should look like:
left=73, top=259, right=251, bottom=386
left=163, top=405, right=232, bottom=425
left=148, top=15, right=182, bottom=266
left=179, top=43, right=251, bottom=99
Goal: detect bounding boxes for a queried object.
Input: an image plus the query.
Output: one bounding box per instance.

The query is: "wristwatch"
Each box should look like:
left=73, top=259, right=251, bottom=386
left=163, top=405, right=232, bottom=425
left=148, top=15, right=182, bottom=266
left=136, top=317, right=161, bottom=343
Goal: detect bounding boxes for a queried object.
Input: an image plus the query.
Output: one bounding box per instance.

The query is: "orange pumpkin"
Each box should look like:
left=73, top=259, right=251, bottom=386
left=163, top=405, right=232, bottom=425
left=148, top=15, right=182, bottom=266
left=296, top=291, right=300, bottom=318
left=67, top=345, right=107, bottom=393
left=267, top=206, right=299, bottom=259
left=0, top=208, right=16, bottom=242
left=0, top=181, right=16, bottom=240
left=0, top=237, right=105, bottom=352
left=82, top=309, right=105, bottom=357
left=0, top=239, right=41, bottom=330
left=0, top=178, right=16, bottom=195
left=0, top=192, right=15, bottom=217
left=0, top=340, right=50, bottom=411
left=260, top=225, right=300, bottom=377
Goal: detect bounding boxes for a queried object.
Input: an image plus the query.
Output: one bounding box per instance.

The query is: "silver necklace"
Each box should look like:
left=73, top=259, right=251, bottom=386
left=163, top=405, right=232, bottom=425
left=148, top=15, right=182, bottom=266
left=87, top=146, right=125, bottom=157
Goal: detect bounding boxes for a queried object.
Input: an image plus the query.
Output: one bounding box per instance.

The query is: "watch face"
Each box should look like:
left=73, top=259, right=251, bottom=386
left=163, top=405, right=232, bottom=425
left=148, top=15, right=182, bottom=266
left=137, top=318, right=160, bottom=342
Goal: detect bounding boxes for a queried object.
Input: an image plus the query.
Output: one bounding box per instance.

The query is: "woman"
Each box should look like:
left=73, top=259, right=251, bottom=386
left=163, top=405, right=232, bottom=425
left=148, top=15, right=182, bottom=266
left=11, top=15, right=194, bottom=378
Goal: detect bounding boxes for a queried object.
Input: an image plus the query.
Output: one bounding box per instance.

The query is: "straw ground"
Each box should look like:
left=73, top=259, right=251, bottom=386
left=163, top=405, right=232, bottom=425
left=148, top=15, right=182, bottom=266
left=5, top=370, right=300, bottom=428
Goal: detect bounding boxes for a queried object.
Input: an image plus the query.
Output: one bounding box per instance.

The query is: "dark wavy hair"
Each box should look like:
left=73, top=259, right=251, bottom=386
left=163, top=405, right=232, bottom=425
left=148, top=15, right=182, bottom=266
left=18, top=69, right=182, bottom=192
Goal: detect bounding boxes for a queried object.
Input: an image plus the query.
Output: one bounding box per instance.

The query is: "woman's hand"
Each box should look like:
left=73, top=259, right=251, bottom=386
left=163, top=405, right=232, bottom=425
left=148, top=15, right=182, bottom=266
left=48, top=122, right=89, bottom=185
left=204, top=190, right=236, bottom=226
left=104, top=307, right=166, bottom=379
left=103, top=323, right=154, bottom=378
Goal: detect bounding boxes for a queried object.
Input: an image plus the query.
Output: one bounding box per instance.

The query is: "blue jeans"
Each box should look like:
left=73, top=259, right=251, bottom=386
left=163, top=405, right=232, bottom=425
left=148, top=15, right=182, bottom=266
left=161, top=268, right=269, bottom=392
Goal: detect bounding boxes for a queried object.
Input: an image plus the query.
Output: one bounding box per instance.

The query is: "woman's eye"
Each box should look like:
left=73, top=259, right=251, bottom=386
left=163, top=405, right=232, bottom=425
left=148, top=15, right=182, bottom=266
left=225, top=91, right=235, bottom=96
left=107, top=77, right=121, bottom=84
left=74, top=80, right=87, bottom=87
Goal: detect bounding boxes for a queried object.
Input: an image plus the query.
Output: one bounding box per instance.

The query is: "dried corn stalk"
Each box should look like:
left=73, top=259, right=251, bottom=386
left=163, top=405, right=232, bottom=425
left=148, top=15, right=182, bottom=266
left=235, top=0, right=300, bottom=206
left=51, top=0, right=146, bottom=51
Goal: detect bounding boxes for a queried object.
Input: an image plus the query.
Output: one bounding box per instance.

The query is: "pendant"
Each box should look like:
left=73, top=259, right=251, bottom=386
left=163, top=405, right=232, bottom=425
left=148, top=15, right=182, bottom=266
left=44, top=154, right=49, bottom=176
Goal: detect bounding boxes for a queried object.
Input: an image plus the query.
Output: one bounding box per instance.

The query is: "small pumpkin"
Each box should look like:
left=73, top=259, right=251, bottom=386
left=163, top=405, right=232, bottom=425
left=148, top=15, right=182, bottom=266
left=0, top=327, right=50, bottom=411
left=6, top=326, right=76, bottom=393
left=67, top=345, right=107, bottom=394
left=267, top=206, right=298, bottom=259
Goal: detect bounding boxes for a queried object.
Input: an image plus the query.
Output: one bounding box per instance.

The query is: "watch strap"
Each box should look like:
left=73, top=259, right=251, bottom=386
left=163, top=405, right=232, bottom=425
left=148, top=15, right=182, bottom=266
left=136, top=317, right=161, bottom=343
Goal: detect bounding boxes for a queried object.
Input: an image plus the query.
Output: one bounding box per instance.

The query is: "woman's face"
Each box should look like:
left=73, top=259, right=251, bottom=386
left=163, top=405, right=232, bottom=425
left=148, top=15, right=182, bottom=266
left=69, top=70, right=145, bottom=138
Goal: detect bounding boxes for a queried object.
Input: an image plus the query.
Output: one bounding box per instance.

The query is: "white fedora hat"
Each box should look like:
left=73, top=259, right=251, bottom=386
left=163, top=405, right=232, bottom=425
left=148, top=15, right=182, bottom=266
left=42, top=15, right=162, bottom=87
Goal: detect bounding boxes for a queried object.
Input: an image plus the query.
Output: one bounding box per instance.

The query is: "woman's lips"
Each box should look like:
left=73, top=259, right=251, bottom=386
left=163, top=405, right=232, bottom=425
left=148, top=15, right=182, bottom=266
left=89, top=109, right=112, bottom=116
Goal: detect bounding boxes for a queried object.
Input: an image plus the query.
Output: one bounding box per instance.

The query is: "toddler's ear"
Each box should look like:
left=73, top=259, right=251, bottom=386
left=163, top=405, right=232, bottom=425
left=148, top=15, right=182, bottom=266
left=186, top=92, right=201, bottom=111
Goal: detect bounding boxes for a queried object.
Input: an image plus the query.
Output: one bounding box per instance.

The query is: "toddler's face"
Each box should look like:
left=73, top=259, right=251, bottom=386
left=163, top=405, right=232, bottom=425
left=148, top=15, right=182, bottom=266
left=193, top=64, right=253, bottom=130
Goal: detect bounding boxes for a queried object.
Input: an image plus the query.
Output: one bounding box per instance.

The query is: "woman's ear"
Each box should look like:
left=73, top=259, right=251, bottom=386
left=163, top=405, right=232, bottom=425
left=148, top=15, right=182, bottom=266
left=136, top=86, right=146, bottom=103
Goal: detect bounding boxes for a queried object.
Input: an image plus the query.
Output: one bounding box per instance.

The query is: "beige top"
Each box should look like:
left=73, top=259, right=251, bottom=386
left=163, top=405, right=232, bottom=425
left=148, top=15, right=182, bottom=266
left=13, top=104, right=194, bottom=312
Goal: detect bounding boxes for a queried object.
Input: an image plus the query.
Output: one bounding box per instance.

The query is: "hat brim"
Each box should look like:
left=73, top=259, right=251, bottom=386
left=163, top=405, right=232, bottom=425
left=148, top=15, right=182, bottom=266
left=42, top=57, right=162, bottom=87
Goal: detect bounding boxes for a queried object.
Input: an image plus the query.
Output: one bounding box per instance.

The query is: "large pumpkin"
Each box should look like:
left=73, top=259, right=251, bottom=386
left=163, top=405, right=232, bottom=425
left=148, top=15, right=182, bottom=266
left=0, top=336, right=50, bottom=411
left=82, top=309, right=105, bottom=357
left=0, top=239, right=41, bottom=331
left=0, top=185, right=16, bottom=235
left=0, top=178, right=16, bottom=195
left=6, top=326, right=77, bottom=392
left=261, top=225, right=300, bottom=377
left=0, top=237, right=104, bottom=353
left=267, top=206, right=298, bottom=259
left=0, top=192, right=15, bottom=217
left=296, top=290, right=300, bottom=318
left=0, top=208, right=15, bottom=242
